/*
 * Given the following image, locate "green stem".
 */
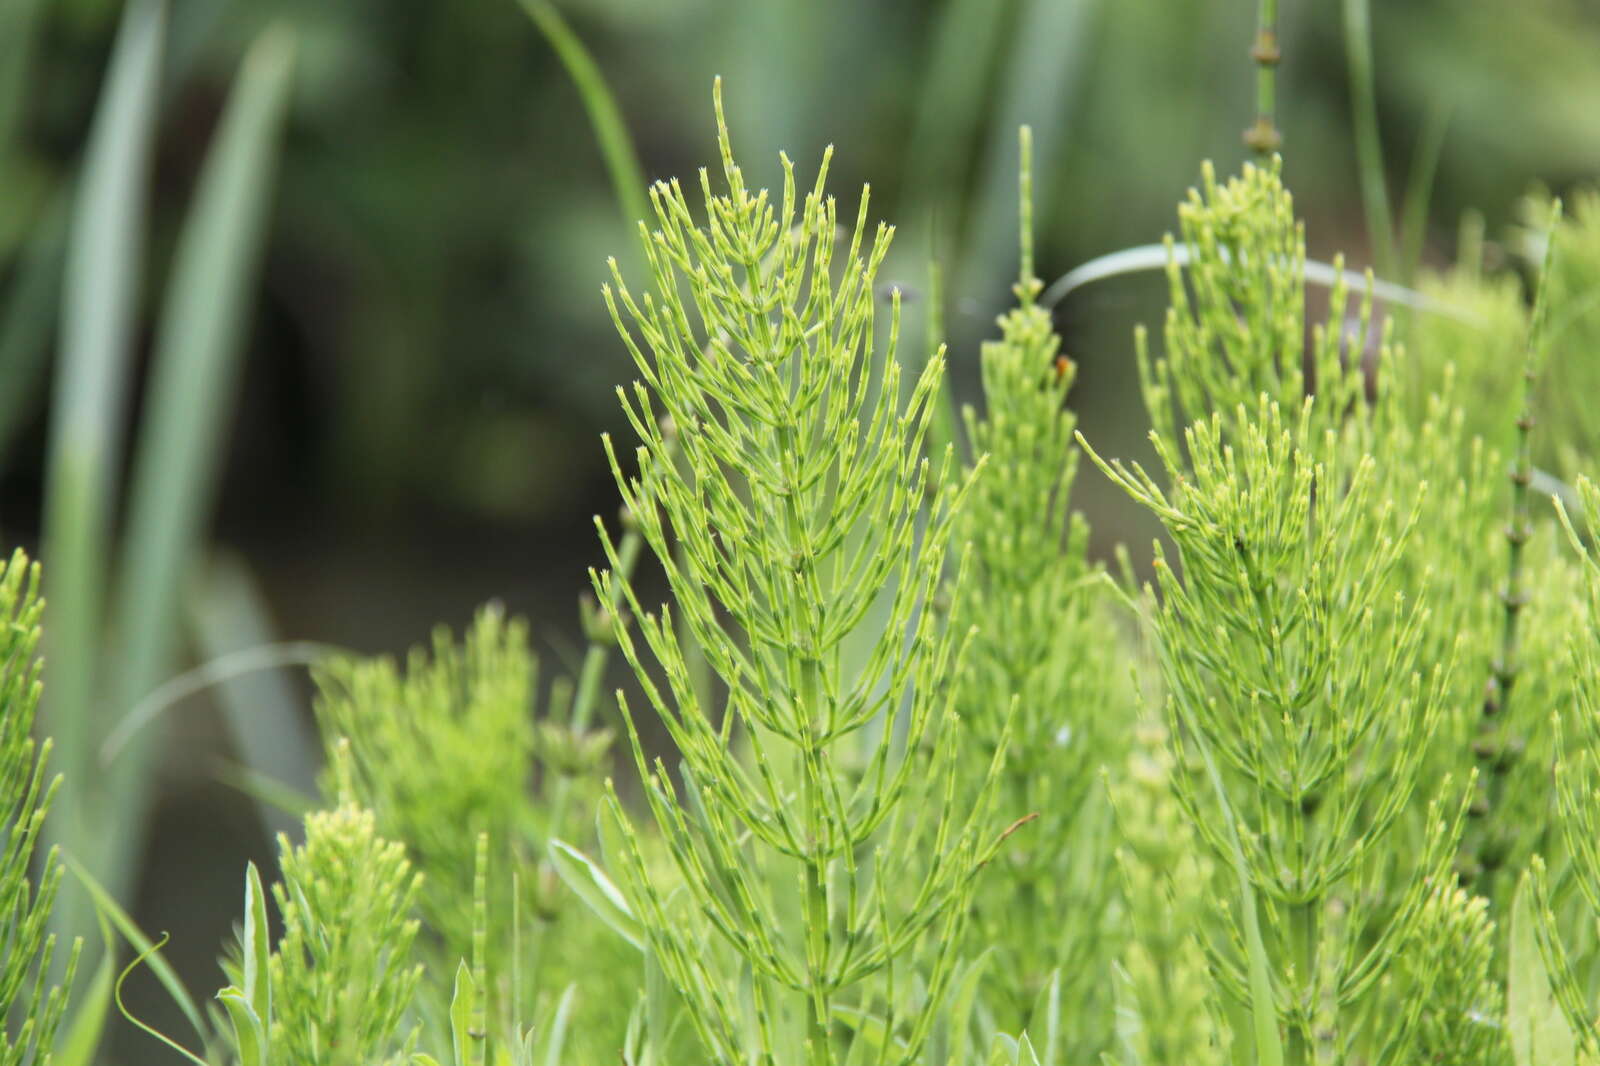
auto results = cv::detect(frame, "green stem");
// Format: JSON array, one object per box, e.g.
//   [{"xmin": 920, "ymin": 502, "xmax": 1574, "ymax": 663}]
[
  {"xmin": 1341, "ymin": 0, "xmax": 1397, "ymax": 280},
  {"xmin": 1471, "ymin": 202, "xmax": 1560, "ymax": 886},
  {"xmin": 801, "ymin": 678, "xmax": 832, "ymax": 1066},
  {"xmin": 1244, "ymin": 0, "xmax": 1283, "ymax": 156},
  {"xmin": 471, "ymin": 832, "xmax": 489, "ymax": 1066},
  {"xmin": 1286, "ymin": 899, "xmax": 1317, "ymax": 1066},
  {"xmin": 776, "ymin": 404, "xmax": 832, "ymax": 1065}
]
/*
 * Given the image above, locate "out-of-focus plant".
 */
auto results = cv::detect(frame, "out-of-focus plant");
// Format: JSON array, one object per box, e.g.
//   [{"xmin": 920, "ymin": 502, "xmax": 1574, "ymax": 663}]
[
  {"xmin": 947, "ymin": 127, "xmax": 1136, "ymax": 1062},
  {"xmin": 310, "ymin": 607, "xmax": 638, "ymax": 1056},
  {"xmin": 37, "ymin": 2, "xmax": 297, "ymax": 984}
]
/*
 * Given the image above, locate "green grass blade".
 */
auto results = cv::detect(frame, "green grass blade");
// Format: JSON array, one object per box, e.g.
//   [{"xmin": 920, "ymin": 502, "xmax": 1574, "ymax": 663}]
[
  {"xmin": 542, "ymin": 984, "xmax": 577, "ymax": 1066},
  {"xmin": 547, "ymin": 837, "xmax": 643, "ymax": 949},
  {"xmin": 94, "ymin": 24, "xmax": 297, "ymax": 891},
  {"xmin": 216, "ymin": 989, "xmax": 268, "ymax": 1066},
  {"xmin": 41, "ymin": 0, "xmax": 168, "ymax": 953},
  {"xmin": 517, "ymin": 0, "xmax": 648, "ymax": 229},
  {"xmin": 242, "ymin": 862, "xmax": 272, "ymax": 1023},
  {"xmin": 1397, "ymin": 98, "xmax": 1452, "ymax": 284},
  {"xmin": 450, "ymin": 960, "xmax": 478, "ymax": 1066},
  {"xmin": 63, "ymin": 854, "xmax": 208, "ymax": 1041},
  {"xmin": 898, "ymin": 0, "xmax": 1017, "ymax": 228},
  {"xmin": 1342, "ymin": 0, "xmax": 1397, "ymax": 280}
]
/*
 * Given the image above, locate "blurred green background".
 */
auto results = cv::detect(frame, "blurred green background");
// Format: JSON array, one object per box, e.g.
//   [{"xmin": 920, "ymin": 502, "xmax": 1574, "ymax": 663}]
[{"xmin": 3, "ymin": 0, "xmax": 1600, "ymax": 1058}]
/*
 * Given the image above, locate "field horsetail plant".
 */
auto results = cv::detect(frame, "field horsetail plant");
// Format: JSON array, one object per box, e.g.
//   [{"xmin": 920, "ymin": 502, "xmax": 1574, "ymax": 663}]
[
  {"xmin": 19, "ymin": 10, "xmax": 1600, "ymax": 1066},
  {"xmin": 591, "ymin": 81, "xmax": 1007, "ymax": 1065}
]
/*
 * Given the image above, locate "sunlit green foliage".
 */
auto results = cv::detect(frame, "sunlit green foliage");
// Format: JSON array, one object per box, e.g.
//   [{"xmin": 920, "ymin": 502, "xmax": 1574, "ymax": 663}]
[
  {"xmin": 310, "ymin": 607, "xmax": 636, "ymax": 1054},
  {"xmin": 1391, "ymin": 886, "xmax": 1507, "ymax": 1065},
  {"xmin": 592, "ymin": 82, "xmax": 1005, "ymax": 1065},
  {"xmin": 312, "ymin": 610, "xmax": 535, "ymax": 977},
  {"xmin": 262, "ymin": 796, "xmax": 423, "ymax": 1066},
  {"xmin": 17, "ymin": 45, "xmax": 1600, "ymax": 1066},
  {"xmin": 1084, "ymin": 160, "xmax": 1483, "ymax": 1063}
]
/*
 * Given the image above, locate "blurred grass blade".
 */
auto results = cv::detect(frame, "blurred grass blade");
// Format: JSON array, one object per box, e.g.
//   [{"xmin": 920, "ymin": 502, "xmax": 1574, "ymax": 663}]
[
  {"xmin": 542, "ymin": 984, "xmax": 577, "ymax": 1066},
  {"xmin": 0, "ymin": 192, "xmax": 66, "ymax": 467},
  {"xmin": 518, "ymin": 0, "xmax": 648, "ymax": 229},
  {"xmin": 95, "ymin": 25, "xmax": 297, "ymax": 893},
  {"xmin": 1342, "ymin": 0, "xmax": 1397, "ymax": 280},
  {"xmin": 41, "ymin": 0, "xmax": 167, "ymax": 952},
  {"xmin": 185, "ymin": 554, "xmax": 322, "ymax": 841},
  {"xmin": 212, "ymin": 762, "xmax": 318, "ymax": 821},
  {"xmin": 899, "ymin": 0, "xmax": 1016, "ymax": 228},
  {"xmin": 97, "ymin": 637, "xmax": 330, "ymax": 769},
  {"xmin": 1039, "ymin": 242, "xmax": 1483, "ymax": 323},
  {"xmin": 64, "ymin": 854, "xmax": 209, "ymax": 1041},
  {"xmin": 1398, "ymin": 99, "xmax": 1452, "ymax": 283},
  {"xmin": 1507, "ymin": 873, "xmax": 1577, "ymax": 1066}
]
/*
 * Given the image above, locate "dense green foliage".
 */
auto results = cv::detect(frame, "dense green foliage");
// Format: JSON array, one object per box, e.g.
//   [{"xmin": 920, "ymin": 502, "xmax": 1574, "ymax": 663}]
[
  {"xmin": 12, "ymin": 8, "xmax": 1600, "ymax": 1065},
  {"xmin": 0, "ymin": 551, "xmax": 77, "ymax": 1066}
]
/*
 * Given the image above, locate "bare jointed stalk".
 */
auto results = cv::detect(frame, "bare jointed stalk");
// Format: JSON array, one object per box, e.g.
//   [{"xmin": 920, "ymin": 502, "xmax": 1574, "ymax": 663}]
[{"xmin": 1245, "ymin": 0, "xmax": 1283, "ymax": 156}]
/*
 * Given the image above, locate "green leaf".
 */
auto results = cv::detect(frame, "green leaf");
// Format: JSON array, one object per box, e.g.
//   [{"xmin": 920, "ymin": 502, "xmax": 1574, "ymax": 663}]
[
  {"xmin": 41, "ymin": 0, "xmax": 167, "ymax": 955},
  {"xmin": 216, "ymin": 988, "xmax": 267, "ymax": 1066},
  {"xmin": 241, "ymin": 861, "xmax": 272, "ymax": 1024},
  {"xmin": 450, "ymin": 959, "xmax": 478, "ymax": 1066},
  {"xmin": 541, "ymin": 983, "xmax": 577, "ymax": 1066},
  {"xmin": 1508, "ymin": 874, "xmax": 1578, "ymax": 1066},
  {"xmin": 99, "ymin": 22, "xmax": 298, "ymax": 892},
  {"xmin": 547, "ymin": 838, "xmax": 643, "ymax": 949}
]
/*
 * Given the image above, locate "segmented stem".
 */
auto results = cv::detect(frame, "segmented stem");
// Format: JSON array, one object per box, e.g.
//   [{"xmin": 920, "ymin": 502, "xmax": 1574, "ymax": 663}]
[
  {"xmin": 1245, "ymin": 0, "xmax": 1283, "ymax": 155},
  {"xmin": 1471, "ymin": 201, "xmax": 1561, "ymax": 883}
]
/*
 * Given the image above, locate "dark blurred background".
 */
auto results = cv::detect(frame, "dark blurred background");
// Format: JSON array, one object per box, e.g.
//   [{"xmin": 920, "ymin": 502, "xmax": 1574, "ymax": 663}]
[{"xmin": 4, "ymin": 0, "xmax": 1600, "ymax": 1056}]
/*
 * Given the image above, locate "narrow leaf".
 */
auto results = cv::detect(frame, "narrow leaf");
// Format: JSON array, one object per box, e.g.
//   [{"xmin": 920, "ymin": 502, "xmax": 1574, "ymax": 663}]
[
  {"xmin": 40, "ymin": 0, "xmax": 167, "ymax": 952},
  {"xmin": 94, "ymin": 22, "xmax": 297, "ymax": 908},
  {"xmin": 1508, "ymin": 874, "xmax": 1577, "ymax": 1066},
  {"xmin": 216, "ymin": 988, "xmax": 267, "ymax": 1066},
  {"xmin": 548, "ymin": 838, "xmax": 643, "ymax": 949},
  {"xmin": 241, "ymin": 861, "xmax": 271, "ymax": 1024}
]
